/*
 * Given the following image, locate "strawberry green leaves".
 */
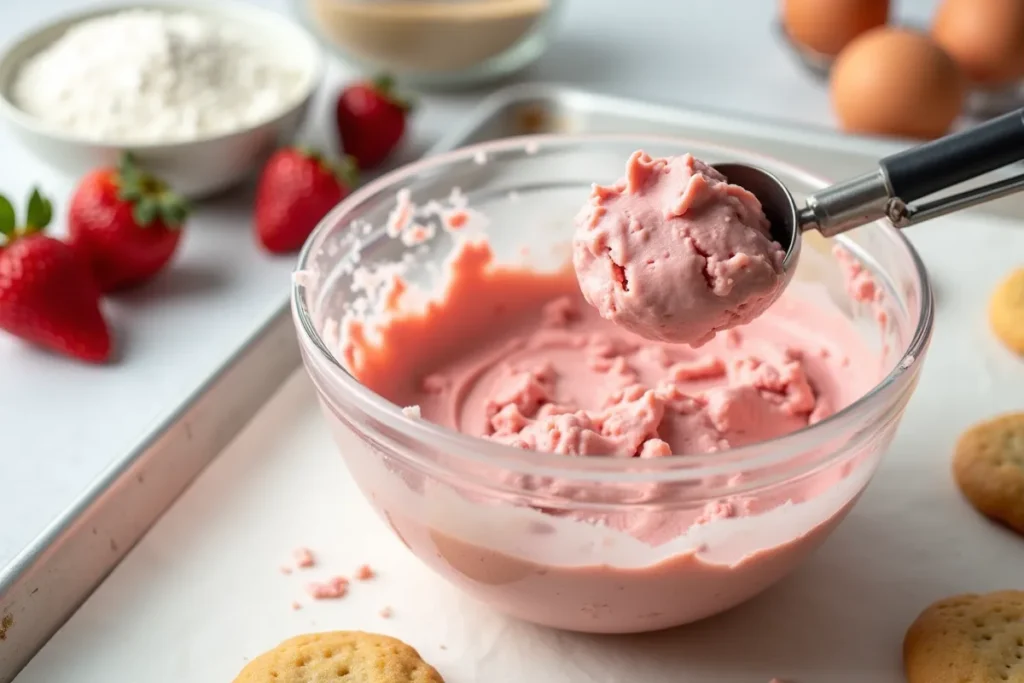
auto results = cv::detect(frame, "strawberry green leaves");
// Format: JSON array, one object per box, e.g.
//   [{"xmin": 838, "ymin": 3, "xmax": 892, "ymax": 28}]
[
  {"xmin": 26, "ymin": 189, "xmax": 53, "ymax": 233},
  {"xmin": 113, "ymin": 152, "xmax": 189, "ymax": 229},
  {"xmin": 0, "ymin": 187, "xmax": 53, "ymax": 246},
  {"xmin": 0, "ymin": 196, "xmax": 14, "ymax": 240}
]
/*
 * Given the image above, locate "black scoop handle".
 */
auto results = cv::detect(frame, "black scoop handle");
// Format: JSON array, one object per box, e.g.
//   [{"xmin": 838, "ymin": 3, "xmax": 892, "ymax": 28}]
[{"xmin": 880, "ymin": 108, "xmax": 1024, "ymax": 204}]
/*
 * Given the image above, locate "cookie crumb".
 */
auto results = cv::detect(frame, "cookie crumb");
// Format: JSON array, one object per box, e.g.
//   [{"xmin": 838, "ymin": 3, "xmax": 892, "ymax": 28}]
[
  {"xmin": 291, "ymin": 601, "xmax": 302, "ymax": 611},
  {"xmin": 306, "ymin": 576, "xmax": 349, "ymax": 600},
  {"xmin": 379, "ymin": 606, "xmax": 393, "ymax": 619},
  {"xmin": 293, "ymin": 547, "xmax": 315, "ymax": 568},
  {"xmin": 0, "ymin": 614, "xmax": 12, "ymax": 641},
  {"xmin": 355, "ymin": 564, "xmax": 376, "ymax": 581}
]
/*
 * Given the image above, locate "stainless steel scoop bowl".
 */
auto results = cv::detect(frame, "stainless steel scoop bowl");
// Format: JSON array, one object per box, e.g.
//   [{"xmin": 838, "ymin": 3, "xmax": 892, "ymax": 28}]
[{"xmin": 713, "ymin": 108, "xmax": 1024, "ymax": 273}]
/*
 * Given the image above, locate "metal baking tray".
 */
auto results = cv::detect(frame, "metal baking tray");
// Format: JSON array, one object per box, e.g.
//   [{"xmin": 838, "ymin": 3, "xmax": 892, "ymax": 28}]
[
  {"xmin": 3, "ymin": 82, "xmax": 1022, "ymax": 682},
  {"xmin": 435, "ymin": 83, "xmax": 1024, "ymax": 222}
]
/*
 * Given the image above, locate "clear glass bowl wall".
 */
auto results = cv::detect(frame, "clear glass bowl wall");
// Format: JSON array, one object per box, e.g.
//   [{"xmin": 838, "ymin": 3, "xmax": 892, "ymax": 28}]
[
  {"xmin": 292, "ymin": 136, "xmax": 933, "ymax": 632},
  {"xmin": 291, "ymin": 0, "xmax": 565, "ymax": 87}
]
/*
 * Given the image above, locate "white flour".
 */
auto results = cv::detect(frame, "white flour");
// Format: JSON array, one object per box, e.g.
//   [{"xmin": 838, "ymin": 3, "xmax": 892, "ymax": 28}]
[{"xmin": 12, "ymin": 9, "xmax": 308, "ymax": 144}]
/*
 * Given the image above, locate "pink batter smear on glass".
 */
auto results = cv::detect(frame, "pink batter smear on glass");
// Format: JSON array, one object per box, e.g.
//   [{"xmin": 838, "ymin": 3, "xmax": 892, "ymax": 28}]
[
  {"xmin": 330, "ymin": 178, "xmax": 884, "ymax": 633},
  {"xmin": 573, "ymin": 151, "xmax": 786, "ymax": 346}
]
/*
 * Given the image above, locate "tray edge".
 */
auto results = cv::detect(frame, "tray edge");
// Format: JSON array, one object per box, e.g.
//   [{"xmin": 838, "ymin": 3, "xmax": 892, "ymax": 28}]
[{"xmin": 0, "ymin": 304, "xmax": 300, "ymax": 683}]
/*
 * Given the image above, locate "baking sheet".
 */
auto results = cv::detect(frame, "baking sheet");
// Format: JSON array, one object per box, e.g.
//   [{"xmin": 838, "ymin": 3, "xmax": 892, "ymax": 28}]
[{"xmin": 12, "ymin": 189, "xmax": 1024, "ymax": 683}]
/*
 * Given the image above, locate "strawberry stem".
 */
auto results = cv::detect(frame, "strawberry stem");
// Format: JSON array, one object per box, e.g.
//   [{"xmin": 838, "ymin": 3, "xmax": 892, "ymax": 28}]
[
  {"xmin": 335, "ymin": 155, "xmax": 359, "ymax": 189},
  {"xmin": 114, "ymin": 152, "xmax": 189, "ymax": 228},
  {"xmin": 293, "ymin": 146, "xmax": 358, "ymax": 189},
  {"xmin": 370, "ymin": 72, "xmax": 415, "ymax": 113},
  {"xmin": 0, "ymin": 187, "xmax": 53, "ymax": 246},
  {"xmin": 372, "ymin": 73, "xmax": 395, "ymax": 93}
]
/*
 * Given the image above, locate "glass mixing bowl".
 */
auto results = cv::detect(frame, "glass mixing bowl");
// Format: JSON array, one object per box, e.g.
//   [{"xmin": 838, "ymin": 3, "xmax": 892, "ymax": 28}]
[{"xmin": 292, "ymin": 135, "xmax": 934, "ymax": 634}]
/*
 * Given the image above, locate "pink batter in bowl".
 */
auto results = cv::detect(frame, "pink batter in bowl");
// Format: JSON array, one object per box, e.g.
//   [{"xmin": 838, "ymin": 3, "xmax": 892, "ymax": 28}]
[{"xmin": 291, "ymin": 135, "xmax": 934, "ymax": 634}]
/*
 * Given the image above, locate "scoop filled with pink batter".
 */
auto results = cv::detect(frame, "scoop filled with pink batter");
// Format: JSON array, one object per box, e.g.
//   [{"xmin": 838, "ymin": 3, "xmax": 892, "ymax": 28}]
[{"xmin": 573, "ymin": 151, "xmax": 787, "ymax": 346}]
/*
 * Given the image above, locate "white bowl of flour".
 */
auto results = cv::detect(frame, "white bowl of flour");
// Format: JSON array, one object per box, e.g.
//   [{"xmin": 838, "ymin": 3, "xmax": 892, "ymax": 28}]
[{"xmin": 0, "ymin": 1, "xmax": 324, "ymax": 198}]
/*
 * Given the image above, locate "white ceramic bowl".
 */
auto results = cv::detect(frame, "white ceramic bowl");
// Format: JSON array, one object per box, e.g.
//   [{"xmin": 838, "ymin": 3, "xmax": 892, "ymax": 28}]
[{"xmin": 0, "ymin": 1, "xmax": 324, "ymax": 199}]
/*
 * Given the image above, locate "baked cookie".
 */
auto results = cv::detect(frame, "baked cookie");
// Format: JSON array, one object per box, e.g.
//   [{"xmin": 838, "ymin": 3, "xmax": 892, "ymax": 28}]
[
  {"xmin": 904, "ymin": 591, "xmax": 1024, "ymax": 683},
  {"xmin": 990, "ymin": 267, "xmax": 1024, "ymax": 355},
  {"xmin": 953, "ymin": 412, "xmax": 1024, "ymax": 535},
  {"xmin": 233, "ymin": 631, "xmax": 444, "ymax": 683}
]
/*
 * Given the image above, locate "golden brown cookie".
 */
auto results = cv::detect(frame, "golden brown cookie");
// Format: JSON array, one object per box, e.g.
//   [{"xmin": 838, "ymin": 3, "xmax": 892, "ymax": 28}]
[
  {"xmin": 233, "ymin": 631, "xmax": 444, "ymax": 683},
  {"xmin": 953, "ymin": 412, "xmax": 1024, "ymax": 535},
  {"xmin": 990, "ymin": 267, "xmax": 1024, "ymax": 356},
  {"xmin": 904, "ymin": 591, "xmax": 1024, "ymax": 683}
]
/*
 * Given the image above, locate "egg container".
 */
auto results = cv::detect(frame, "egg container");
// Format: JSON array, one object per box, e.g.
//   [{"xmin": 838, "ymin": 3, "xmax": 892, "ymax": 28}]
[{"xmin": 775, "ymin": 19, "xmax": 1024, "ymax": 120}]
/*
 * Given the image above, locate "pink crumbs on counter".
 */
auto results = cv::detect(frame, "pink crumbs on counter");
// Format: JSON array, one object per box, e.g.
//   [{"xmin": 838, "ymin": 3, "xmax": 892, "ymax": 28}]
[
  {"xmin": 279, "ymin": 566, "xmax": 292, "ymax": 575},
  {"xmin": 355, "ymin": 564, "xmax": 376, "ymax": 580},
  {"xmin": 446, "ymin": 211, "xmax": 469, "ymax": 229},
  {"xmin": 293, "ymin": 547, "xmax": 315, "ymax": 568},
  {"xmin": 379, "ymin": 606, "xmax": 393, "ymax": 618},
  {"xmin": 291, "ymin": 601, "xmax": 302, "ymax": 611},
  {"xmin": 306, "ymin": 576, "xmax": 349, "ymax": 600}
]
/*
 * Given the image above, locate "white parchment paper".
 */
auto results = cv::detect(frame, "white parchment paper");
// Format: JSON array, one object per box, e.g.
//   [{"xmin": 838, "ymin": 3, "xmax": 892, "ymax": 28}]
[{"xmin": 15, "ymin": 211, "xmax": 1024, "ymax": 683}]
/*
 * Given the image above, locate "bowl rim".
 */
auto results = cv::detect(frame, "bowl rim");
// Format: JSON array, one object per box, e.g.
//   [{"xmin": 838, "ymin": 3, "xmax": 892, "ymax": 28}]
[
  {"xmin": 292, "ymin": 132, "xmax": 935, "ymax": 483},
  {"xmin": 0, "ymin": 0, "xmax": 325, "ymax": 149}
]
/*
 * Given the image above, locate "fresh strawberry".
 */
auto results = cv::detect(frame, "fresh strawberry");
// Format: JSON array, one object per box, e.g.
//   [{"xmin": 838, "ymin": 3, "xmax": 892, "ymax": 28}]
[
  {"xmin": 68, "ymin": 153, "xmax": 188, "ymax": 292},
  {"xmin": 254, "ymin": 147, "xmax": 357, "ymax": 254},
  {"xmin": 0, "ymin": 188, "xmax": 111, "ymax": 363},
  {"xmin": 335, "ymin": 74, "xmax": 413, "ymax": 170}
]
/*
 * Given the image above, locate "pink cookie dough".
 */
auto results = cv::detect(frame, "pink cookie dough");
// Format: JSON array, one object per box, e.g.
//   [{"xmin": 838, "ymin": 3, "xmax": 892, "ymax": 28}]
[
  {"xmin": 330, "ymin": 187, "xmax": 883, "ymax": 633},
  {"xmin": 573, "ymin": 151, "xmax": 787, "ymax": 346}
]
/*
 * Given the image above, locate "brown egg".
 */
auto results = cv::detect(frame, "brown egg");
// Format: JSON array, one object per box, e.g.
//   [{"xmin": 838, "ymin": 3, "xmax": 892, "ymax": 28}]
[
  {"xmin": 830, "ymin": 28, "xmax": 965, "ymax": 139},
  {"xmin": 932, "ymin": 0, "xmax": 1024, "ymax": 86},
  {"xmin": 782, "ymin": 0, "xmax": 889, "ymax": 57}
]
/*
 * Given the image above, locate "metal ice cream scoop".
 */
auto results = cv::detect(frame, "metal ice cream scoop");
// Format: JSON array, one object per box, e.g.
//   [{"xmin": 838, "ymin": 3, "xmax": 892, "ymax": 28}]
[{"xmin": 713, "ymin": 108, "xmax": 1024, "ymax": 272}]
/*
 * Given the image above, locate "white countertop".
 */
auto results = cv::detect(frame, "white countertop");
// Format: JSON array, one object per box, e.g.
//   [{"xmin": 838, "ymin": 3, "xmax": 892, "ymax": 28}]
[{"xmin": 0, "ymin": 0, "xmax": 941, "ymax": 568}]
